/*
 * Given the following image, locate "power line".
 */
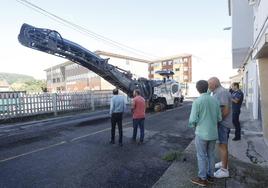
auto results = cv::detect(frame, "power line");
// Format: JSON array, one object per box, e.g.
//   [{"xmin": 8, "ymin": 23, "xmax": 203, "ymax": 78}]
[{"xmin": 16, "ymin": 0, "xmax": 159, "ymax": 60}]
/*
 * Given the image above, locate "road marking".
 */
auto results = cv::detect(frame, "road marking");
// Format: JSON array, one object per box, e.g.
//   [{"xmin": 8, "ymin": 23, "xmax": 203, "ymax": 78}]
[
  {"xmin": 70, "ymin": 128, "xmax": 111, "ymax": 142},
  {"xmin": 71, "ymin": 105, "xmax": 189, "ymax": 142},
  {"xmin": 70, "ymin": 121, "xmax": 132, "ymax": 142},
  {"xmin": 0, "ymin": 141, "xmax": 66, "ymax": 163},
  {"xmin": 0, "ymin": 104, "xmax": 189, "ymax": 163}
]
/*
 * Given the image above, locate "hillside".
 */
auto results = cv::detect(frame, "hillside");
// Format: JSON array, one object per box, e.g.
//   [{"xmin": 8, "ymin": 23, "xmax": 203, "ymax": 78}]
[{"xmin": 0, "ymin": 72, "xmax": 35, "ymax": 84}]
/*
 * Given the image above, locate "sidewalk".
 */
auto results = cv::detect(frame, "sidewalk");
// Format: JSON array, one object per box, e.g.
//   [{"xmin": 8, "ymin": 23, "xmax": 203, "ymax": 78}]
[{"xmin": 153, "ymin": 105, "xmax": 268, "ymax": 188}]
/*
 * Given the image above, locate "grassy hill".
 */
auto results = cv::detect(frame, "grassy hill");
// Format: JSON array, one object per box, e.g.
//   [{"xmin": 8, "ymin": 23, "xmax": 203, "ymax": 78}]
[{"xmin": 0, "ymin": 72, "xmax": 35, "ymax": 84}]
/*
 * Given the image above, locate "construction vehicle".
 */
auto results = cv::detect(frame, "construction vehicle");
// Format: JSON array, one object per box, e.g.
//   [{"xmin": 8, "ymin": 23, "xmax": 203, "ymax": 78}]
[{"xmin": 18, "ymin": 23, "xmax": 183, "ymax": 111}]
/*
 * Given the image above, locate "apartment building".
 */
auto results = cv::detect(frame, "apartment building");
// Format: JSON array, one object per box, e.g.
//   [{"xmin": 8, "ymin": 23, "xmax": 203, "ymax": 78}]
[
  {"xmin": 148, "ymin": 54, "xmax": 192, "ymax": 82},
  {"xmin": 148, "ymin": 54, "xmax": 192, "ymax": 94},
  {"xmin": 45, "ymin": 51, "xmax": 150, "ymax": 92},
  {"xmin": 229, "ymin": 0, "xmax": 268, "ymax": 145}
]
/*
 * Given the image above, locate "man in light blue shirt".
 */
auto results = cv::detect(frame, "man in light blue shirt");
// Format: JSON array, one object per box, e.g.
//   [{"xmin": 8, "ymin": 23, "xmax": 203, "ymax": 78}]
[
  {"xmin": 110, "ymin": 88, "xmax": 125, "ymax": 146},
  {"xmin": 189, "ymin": 80, "xmax": 222, "ymax": 187}
]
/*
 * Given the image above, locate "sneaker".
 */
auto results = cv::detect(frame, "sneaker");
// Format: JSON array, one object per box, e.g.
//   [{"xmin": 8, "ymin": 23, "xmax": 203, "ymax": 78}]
[
  {"xmin": 214, "ymin": 168, "xmax": 229, "ymax": 178},
  {"xmin": 207, "ymin": 176, "xmax": 214, "ymax": 183},
  {"xmin": 190, "ymin": 177, "xmax": 208, "ymax": 187},
  {"xmin": 215, "ymin": 162, "xmax": 222, "ymax": 169}
]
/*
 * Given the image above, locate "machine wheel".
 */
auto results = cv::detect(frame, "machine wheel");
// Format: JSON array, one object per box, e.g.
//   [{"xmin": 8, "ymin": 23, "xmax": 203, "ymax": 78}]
[
  {"xmin": 154, "ymin": 102, "xmax": 166, "ymax": 112},
  {"xmin": 180, "ymin": 96, "xmax": 184, "ymax": 103},
  {"xmin": 173, "ymin": 98, "xmax": 180, "ymax": 108}
]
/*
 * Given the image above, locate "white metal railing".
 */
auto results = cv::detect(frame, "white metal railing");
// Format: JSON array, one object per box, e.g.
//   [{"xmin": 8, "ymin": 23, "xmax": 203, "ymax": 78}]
[{"xmin": 0, "ymin": 90, "xmax": 122, "ymax": 120}]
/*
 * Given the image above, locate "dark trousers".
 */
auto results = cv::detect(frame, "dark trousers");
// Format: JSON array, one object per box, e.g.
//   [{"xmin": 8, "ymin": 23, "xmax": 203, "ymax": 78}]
[
  {"xmin": 232, "ymin": 111, "xmax": 241, "ymax": 139},
  {"xmin": 132, "ymin": 118, "xmax": 145, "ymax": 142},
  {"xmin": 111, "ymin": 113, "xmax": 123, "ymax": 143}
]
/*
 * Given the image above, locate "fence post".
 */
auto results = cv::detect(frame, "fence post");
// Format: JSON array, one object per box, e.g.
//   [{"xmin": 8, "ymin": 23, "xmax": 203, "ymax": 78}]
[
  {"xmin": 91, "ymin": 91, "xmax": 95, "ymax": 111},
  {"xmin": 52, "ymin": 93, "xmax": 58, "ymax": 116}
]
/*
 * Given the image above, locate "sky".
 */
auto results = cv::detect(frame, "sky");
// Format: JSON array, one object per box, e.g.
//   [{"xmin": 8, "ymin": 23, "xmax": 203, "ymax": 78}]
[{"xmin": 0, "ymin": 0, "xmax": 236, "ymax": 81}]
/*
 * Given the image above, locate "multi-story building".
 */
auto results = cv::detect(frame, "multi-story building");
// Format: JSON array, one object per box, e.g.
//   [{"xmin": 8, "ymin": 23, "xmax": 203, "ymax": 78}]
[
  {"xmin": 148, "ymin": 54, "xmax": 192, "ymax": 93},
  {"xmin": 45, "ymin": 51, "xmax": 150, "ymax": 92},
  {"xmin": 0, "ymin": 80, "xmax": 10, "ymax": 91},
  {"xmin": 149, "ymin": 54, "xmax": 192, "ymax": 82},
  {"xmin": 45, "ymin": 62, "xmax": 67, "ymax": 92},
  {"xmin": 228, "ymin": 0, "xmax": 268, "ymax": 145}
]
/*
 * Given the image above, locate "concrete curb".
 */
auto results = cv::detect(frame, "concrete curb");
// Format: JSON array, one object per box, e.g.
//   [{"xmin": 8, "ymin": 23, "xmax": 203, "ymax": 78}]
[{"xmin": 151, "ymin": 140, "xmax": 219, "ymax": 187}]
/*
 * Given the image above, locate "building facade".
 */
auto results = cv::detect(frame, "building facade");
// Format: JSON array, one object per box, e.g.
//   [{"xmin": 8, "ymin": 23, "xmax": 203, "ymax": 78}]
[
  {"xmin": 0, "ymin": 80, "xmax": 10, "ymax": 91},
  {"xmin": 45, "ymin": 51, "xmax": 150, "ymax": 92},
  {"xmin": 148, "ymin": 54, "xmax": 192, "ymax": 94},
  {"xmin": 229, "ymin": 0, "xmax": 268, "ymax": 145},
  {"xmin": 148, "ymin": 54, "xmax": 192, "ymax": 82}
]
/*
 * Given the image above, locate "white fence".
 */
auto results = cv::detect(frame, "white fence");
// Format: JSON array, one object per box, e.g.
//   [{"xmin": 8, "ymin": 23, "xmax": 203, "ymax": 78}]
[{"xmin": 0, "ymin": 90, "xmax": 119, "ymax": 120}]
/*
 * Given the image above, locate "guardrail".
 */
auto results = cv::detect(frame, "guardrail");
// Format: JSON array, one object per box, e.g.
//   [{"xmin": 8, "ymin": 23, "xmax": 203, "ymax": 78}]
[{"xmin": 0, "ymin": 90, "xmax": 128, "ymax": 120}]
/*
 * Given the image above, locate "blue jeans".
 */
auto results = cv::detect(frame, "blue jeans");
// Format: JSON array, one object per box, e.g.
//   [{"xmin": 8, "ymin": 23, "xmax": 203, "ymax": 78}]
[
  {"xmin": 218, "ymin": 125, "xmax": 230, "ymax": 144},
  {"xmin": 232, "ymin": 111, "xmax": 241, "ymax": 139},
  {"xmin": 195, "ymin": 136, "xmax": 216, "ymax": 180},
  {"xmin": 132, "ymin": 118, "xmax": 145, "ymax": 142}
]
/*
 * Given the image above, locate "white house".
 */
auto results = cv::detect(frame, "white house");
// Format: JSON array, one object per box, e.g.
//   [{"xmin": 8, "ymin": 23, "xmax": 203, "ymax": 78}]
[{"xmin": 229, "ymin": 0, "xmax": 268, "ymax": 145}]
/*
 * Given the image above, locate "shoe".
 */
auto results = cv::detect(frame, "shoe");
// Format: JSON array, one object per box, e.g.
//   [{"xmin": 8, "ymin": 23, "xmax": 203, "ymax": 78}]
[
  {"xmin": 109, "ymin": 140, "xmax": 115, "ymax": 144},
  {"xmin": 214, "ymin": 168, "xmax": 229, "ymax": 178},
  {"xmin": 207, "ymin": 176, "xmax": 214, "ymax": 183},
  {"xmin": 190, "ymin": 177, "xmax": 208, "ymax": 187},
  {"xmin": 215, "ymin": 162, "xmax": 222, "ymax": 169},
  {"xmin": 232, "ymin": 137, "xmax": 241, "ymax": 141},
  {"xmin": 215, "ymin": 162, "xmax": 229, "ymax": 169}
]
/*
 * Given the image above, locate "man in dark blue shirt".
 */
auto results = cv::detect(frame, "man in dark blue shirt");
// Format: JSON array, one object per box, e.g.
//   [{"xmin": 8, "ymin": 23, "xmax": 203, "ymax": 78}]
[{"xmin": 231, "ymin": 83, "xmax": 244, "ymax": 141}]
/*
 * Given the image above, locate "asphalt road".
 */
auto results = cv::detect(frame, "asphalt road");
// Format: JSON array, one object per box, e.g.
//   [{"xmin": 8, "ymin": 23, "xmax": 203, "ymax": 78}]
[{"xmin": 0, "ymin": 101, "xmax": 194, "ymax": 188}]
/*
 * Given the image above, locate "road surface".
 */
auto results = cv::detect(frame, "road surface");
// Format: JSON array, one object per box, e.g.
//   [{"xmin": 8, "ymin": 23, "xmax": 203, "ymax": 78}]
[{"xmin": 0, "ymin": 101, "xmax": 194, "ymax": 188}]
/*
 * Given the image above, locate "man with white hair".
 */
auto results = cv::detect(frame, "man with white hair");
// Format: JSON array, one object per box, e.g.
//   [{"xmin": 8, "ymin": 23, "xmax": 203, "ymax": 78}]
[{"xmin": 208, "ymin": 77, "xmax": 232, "ymax": 178}]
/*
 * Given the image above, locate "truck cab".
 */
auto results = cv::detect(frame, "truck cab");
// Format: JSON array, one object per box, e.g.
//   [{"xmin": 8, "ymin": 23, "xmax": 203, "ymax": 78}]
[{"xmin": 152, "ymin": 70, "xmax": 184, "ymax": 111}]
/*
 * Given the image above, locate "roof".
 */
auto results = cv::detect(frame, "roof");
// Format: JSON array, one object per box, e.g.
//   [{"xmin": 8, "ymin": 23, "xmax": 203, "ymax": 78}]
[
  {"xmin": 44, "ymin": 50, "xmax": 152, "ymax": 71},
  {"xmin": 0, "ymin": 80, "xmax": 10, "ymax": 87},
  {"xmin": 151, "ymin": 53, "xmax": 192, "ymax": 63},
  {"xmin": 44, "ymin": 61, "xmax": 72, "ymax": 71},
  {"xmin": 94, "ymin": 50, "xmax": 151, "ymax": 64}
]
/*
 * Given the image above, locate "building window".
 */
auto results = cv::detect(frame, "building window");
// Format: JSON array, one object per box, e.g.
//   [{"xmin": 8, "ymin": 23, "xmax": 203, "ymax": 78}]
[
  {"xmin": 168, "ymin": 60, "xmax": 173, "ymax": 65},
  {"xmin": 183, "ymin": 58, "xmax": 188, "ymax": 63},
  {"xmin": 151, "ymin": 62, "xmax": 160, "ymax": 67},
  {"xmin": 174, "ymin": 58, "xmax": 183, "ymax": 64},
  {"xmin": 154, "ymin": 62, "xmax": 160, "ymax": 67},
  {"xmin": 175, "ymin": 68, "xmax": 180, "ymax": 71},
  {"xmin": 162, "ymin": 61, "xmax": 167, "ymax": 66}
]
